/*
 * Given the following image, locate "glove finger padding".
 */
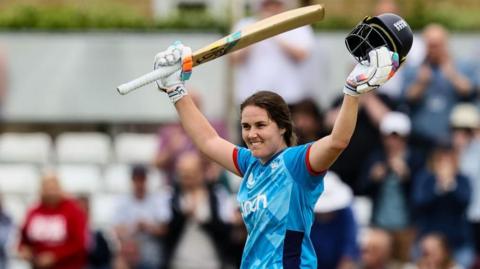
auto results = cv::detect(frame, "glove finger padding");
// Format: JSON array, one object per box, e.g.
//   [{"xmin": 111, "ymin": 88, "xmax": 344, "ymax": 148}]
[
  {"xmin": 343, "ymin": 46, "xmax": 399, "ymax": 96},
  {"xmin": 154, "ymin": 41, "xmax": 192, "ymax": 93}
]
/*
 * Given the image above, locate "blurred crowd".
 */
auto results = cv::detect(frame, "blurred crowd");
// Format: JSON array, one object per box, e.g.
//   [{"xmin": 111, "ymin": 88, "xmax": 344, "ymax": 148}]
[{"xmin": 0, "ymin": 0, "xmax": 480, "ymax": 268}]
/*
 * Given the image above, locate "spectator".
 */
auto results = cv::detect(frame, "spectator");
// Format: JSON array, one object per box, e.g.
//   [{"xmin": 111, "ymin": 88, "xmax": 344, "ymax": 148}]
[
  {"xmin": 76, "ymin": 195, "xmax": 113, "ymax": 269},
  {"xmin": 411, "ymin": 142, "xmax": 474, "ymax": 269},
  {"xmin": 0, "ymin": 194, "xmax": 13, "ymax": 269},
  {"xmin": 449, "ymin": 103, "xmax": 480, "ymax": 262},
  {"xmin": 154, "ymin": 89, "xmax": 228, "ymax": 186},
  {"xmin": 401, "ymin": 24, "xmax": 477, "ymax": 151},
  {"xmin": 310, "ymin": 171, "xmax": 360, "ymax": 269},
  {"xmin": 290, "ymin": 98, "xmax": 326, "ymax": 145},
  {"xmin": 231, "ymin": 0, "xmax": 316, "ymax": 106},
  {"xmin": 407, "ymin": 233, "xmax": 462, "ymax": 269},
  {"xmin": 165, "ymin": 151, "xmax": 235, "ymax": 269},
  {"xmin": 360, "ymin": 112, "xmax": 423, "ymax": 262},
  {"xmin": 359, "ymin": 228, "xmax": 409, "ymax": 269},
  {"xmin": 17, "ymin": 171, "xmax": 88, "ymax": 269},
  {"xmin": 112, "ymin": 165, "xmax": 170, "ymax": 269}
]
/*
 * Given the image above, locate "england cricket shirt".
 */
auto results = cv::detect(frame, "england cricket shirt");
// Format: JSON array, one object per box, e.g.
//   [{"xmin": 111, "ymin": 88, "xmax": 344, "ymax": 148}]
[{"xmin": 233, "ymin": 143, "xmax": 325, "ymax": 269}]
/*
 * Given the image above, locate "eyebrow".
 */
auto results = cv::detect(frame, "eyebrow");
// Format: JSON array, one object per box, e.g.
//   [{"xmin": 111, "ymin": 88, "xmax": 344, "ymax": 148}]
[{"xmin": 241, "ymin": 120, "xmax": 269, "ymax": 125}]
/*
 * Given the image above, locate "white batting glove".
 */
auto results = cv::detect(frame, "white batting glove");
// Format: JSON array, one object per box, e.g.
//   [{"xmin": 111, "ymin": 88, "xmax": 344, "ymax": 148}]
[
  {"xmin": 343, "ymin": 46, "xmax": 400, "ymax": 97},
  {"xmin": 154, "ymin": 41, "xmax": 193, "ymax": 104}
]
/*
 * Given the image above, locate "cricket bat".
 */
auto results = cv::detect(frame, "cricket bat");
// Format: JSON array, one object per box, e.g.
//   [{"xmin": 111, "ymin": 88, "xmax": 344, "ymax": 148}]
[{"xmin": 117, "ymin": 4, "xmax": 325, "ymax": 95}]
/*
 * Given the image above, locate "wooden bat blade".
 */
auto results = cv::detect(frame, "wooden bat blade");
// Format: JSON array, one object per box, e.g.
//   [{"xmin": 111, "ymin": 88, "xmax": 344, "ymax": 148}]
[
  {"xmin": 192, "ymin": 4, "xmax": 324, "ymax": 66},
  {"xmin": 116, "ymin": 4, "xmax": 325, "ymax": 95}
]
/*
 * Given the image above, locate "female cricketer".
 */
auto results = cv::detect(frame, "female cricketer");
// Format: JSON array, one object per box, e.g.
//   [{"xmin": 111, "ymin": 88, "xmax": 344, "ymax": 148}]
[{"xmin": 152, "ymin": 13, "xmax": 411, "ymax": 268}]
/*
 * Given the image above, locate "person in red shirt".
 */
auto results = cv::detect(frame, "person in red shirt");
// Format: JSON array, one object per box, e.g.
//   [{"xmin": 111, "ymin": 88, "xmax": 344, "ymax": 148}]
[{"xmin": 18, "ymin": 171, "xmax": 88, "ymax": 269}]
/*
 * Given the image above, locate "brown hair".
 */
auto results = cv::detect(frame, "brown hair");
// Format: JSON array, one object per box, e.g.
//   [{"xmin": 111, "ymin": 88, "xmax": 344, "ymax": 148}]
[{"xmin": 240, "ymin": 91, "xmax": 297, "ymax": 146}]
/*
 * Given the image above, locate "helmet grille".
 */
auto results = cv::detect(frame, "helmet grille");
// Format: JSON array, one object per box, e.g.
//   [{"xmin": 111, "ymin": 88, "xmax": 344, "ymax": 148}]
[{"xmin": 345, "ymin": 23, "xmax": 390, "ymax": 63}]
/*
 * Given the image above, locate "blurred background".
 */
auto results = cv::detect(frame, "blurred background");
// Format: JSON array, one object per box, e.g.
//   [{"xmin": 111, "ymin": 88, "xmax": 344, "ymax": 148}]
[{"xmin": 0, "ymin": 0, "xmax": 480, "ymax": 268}]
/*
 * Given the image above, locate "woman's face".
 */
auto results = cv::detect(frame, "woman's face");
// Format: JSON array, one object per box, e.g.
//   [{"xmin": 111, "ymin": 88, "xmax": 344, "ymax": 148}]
[
  {"xmin": 420, "ymin": 236, "xmax": 447, "ymax": 267},
  {"xmin": 241, "ymin": 105, "xmax": 287, "ymax": 163}
]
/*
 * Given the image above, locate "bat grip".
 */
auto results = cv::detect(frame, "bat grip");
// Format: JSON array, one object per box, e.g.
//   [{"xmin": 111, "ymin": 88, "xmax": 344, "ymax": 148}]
[{"xmin": 117, "ymin": 65, "xmax": 180, "ymax": 95}]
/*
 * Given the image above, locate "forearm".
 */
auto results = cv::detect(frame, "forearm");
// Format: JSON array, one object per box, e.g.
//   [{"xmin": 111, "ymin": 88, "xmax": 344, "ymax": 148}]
[
  {"xmin": 174, "ymin": 95, "xmax": 220, "ymax": 155},
  {"xmin": 309, "ymin": 95, "xmax": 359, "ymax": 171},
  {"xmin": 276, "ymin": 39, "xmax": 308, "ymax": 62},
  {"xmin": 361, "ymin": 94, "xmax": 389, "ymax": 127},
  {"xmin": 445, "ymin": 71, "xmax": 472, "ymax": 96},
  {"xmin": 405, "ymin": 82, "xmax": 427, "ymax": 101},
  {"xmin": 330, "ymin": 95, "xmax": 359, "ymax": 149}
]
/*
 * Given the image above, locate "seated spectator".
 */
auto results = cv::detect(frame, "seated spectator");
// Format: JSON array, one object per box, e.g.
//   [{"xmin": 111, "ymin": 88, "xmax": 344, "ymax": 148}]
[
  {"xmin": 401, "ymin": 24, "xmax": 477, "ymax": 152},
  {"xmin": 360, "ymin": 112, "xmax": 423, "ymax": 262},
  {"xmin": 290, "ymin": 98, "xmax": 326, "ymax": 145},
  {"xmin": 165, "ymin": 151, "xmax": 235, "ymax": 269},
  {"xmin": 412, "ymin": 142, "xmax": 474, "ymax": 268},
  {"xmin": 359, "ymin": 228, "xmax": 409, "ymax": 269},
  {"xmin": 112, "ymin": 165, "xmax": 171, "ymax": 269},
  {"xmin": 409, "ymin": 233, "xmax": 462, "ymax": 269},
  {"xmin": 310, "ymin": 171, "xmax": 360, "ymax": 269},
  {"xmin": 76, "ymin": 194, "xmax": 113, "ymax": 269},
  {"xmin": 17, "ymin": 171, "xmax": 88, "ymax": 269}
]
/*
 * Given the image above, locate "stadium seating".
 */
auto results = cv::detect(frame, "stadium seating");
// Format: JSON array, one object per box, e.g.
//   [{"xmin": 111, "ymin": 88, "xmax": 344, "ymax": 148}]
[
  {"xmin": 55, "ymin": 132, "xmax": 111, "ymax": 165},
  {"xmin": 0, "ymin": 132, "xmax": 52, "ymax": 164},
  {"xmin": 0, "ymin": 164, "xmax": 40, "ymax": 195},
  {"xmin": 56, "ymin": 164, "xmax": 103, "ymax": 195},
  {"xmin": 113, "ymin": 133, "xmax": 158, "ymax": 164}
]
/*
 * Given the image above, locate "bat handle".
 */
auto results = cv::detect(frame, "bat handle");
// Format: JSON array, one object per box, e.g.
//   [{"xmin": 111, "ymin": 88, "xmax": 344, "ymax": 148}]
[{"xmin": 117, "ymin": 65, "xmax": 180, "ymax": 95}]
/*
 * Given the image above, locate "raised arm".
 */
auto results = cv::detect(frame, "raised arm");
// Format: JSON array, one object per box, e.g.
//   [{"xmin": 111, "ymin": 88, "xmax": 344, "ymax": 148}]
[
  {"xmin": 174, "ymin": 96, "xmax": 239, "ymax": 175},
  {"xmin": 309, "ymin": 47, "xmax": 399, "ymax": 172},
  {"xmin": 154, "ymin": 42, "xmax": 240, "ymax": 176}
]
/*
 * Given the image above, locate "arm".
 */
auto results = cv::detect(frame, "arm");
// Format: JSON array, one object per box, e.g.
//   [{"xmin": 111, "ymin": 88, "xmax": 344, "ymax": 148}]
[
  {"xmin": 174, "ymin": 96, "xmax": 239, "ymax": 175},
  {"xmin": 275, "ymin": 26, "xmax": 314, "ymax": 62},
  {"xmin": 309, "ymin": 95, "xmax": 359, "ymax": 172},
  {"xmin": 275, "ymin": 38, "xmax": 309, "ymax": 62},
  {"xmin": 309, "ymin": 47, "xmax": 398, "ymax": 172},
  {"xmin": 154, "ymin": 42, "xmax": 241, "ymax": 176},
  {"xmin": 404, "ymin": 64, "xmax": 431, "ymax": 102},
  {"xmin": 442, "ymin": 61, "xmax": 473, "ymax": 97}
]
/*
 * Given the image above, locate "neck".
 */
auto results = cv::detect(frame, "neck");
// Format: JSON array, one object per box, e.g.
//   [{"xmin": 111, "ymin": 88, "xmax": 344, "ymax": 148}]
[{"xmin": 260, "ymin": 144, "xmax": 287, "ymax": 164}]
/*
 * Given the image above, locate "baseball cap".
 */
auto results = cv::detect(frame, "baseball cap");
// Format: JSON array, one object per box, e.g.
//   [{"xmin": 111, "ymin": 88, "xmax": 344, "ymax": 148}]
[
  {"xmin": 450, "ymin": 103, "xmax": 480, "ymax": 129},
  {"xmin": 314, "ymin": 172, "xmax": 353, "ymax": 213},
  {"xmin": 380, "ymin": 112, "xmax": 411, "ymax": 136}
]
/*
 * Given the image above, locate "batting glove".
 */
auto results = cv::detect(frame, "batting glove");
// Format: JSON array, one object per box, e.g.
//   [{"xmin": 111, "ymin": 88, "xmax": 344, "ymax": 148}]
[
  {"xmin": 343, "ymin": 46, "xmax": 399, "ymax": 97},
  {"xmin": 154, "ymin": 41, "xmax": 193, "ymax": 104}
]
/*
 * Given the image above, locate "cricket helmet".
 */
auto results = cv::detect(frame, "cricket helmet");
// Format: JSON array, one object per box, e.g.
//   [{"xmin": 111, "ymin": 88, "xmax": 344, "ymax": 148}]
[{"xmin": 345, "ymin": 13, "xmax": 413, "ymax": 64}]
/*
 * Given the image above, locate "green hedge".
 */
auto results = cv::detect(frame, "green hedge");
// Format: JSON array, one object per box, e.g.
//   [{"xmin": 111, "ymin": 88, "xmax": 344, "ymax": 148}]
[
  {"xmin": 0, "ymin": 4, "xmax": 227, "ymax": 31},
  {"xmin": 0, "ymin": 2, "xmax": 480, "ymax": 31}
]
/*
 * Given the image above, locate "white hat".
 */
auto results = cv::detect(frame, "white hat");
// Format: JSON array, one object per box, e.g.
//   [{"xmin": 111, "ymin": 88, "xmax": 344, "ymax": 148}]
[
  {"xmin": 314, "ymin": 171, "xmax": 353, "ymax": 213},
  {"xmin": 380, "ymin": 112, "xmax": 411, "ymax": 136},
  {"xmin": 450, "ymin": 103, "xmax": 480, "ymax": 129}
]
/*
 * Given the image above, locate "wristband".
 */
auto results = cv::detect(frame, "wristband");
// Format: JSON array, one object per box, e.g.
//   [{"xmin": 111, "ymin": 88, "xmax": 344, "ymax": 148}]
[{"xmin": 168, "ymin": 85, "xmax": 188, "ymax": 104}]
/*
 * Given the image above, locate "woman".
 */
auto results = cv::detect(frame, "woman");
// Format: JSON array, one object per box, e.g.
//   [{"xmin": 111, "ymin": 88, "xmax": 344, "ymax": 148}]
[
  {"xmin": 153, "ymin": 42, "xmax": 398, "ymax": 268},
  {"xmin": 411, "ymin": 233, "xmax": 462, "ymax": 269}
]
